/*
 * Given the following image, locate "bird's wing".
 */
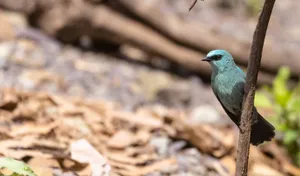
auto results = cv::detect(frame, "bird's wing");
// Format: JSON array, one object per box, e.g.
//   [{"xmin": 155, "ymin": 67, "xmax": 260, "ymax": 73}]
[
  {"xmin": 215, "ymin": 93, "xmax": 241, "ymax": 126},
  {"xmin": 213, "ymin": 80, "xmax": 259, "ymax": 128},
  {"xmin": 212, "ymin": 86, "xmax": 241, "ymax": 126}
]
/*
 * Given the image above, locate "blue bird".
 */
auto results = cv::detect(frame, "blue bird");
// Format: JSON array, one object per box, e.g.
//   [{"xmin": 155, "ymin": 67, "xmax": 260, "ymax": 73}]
[{"xmin": 203, "ymin": 49, "xmax": 275, "ymax": 145}]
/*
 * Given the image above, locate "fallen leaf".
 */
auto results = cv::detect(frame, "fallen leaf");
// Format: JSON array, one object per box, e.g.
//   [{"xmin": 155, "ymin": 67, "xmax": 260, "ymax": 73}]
[
  {"xmin": 71, "ymin": 139, "xmax": 111, "ymax": 176},
  {"xmin": 10, "ymin": 121, "xmax": 59, "ymax": 137},
  {"xmin": 135, "ymin": 130, "xmax": 151, "ymax": 145},
  {"xmin": 107, "ymin": 130, "xmax": 136, "ymax": 149},
  {"xmin": 251, "ymin": 162, "xmax": 283, "ymax": 176},
  {"xmin": 0, "ymin": 90, "xmax": 18, "ymax": 111},
  {"xmin": 110, "ymin": 111, "xmax": 163, "ymax": 129},
  {"xmin": 105, "ymin": 149, "xmax": 157, "ymax": 165},
  {"xmin": 220, "ymin": 156, "xmax": 235, "ymax": 176},
  {"xmin": 28, "ymin": 157, "xmax": 58, "ymax": 176},
  {"xmin": 0, "ymin": 137, "xmax": 53, "ymax": 159},
  {"xmin": 28, "ymin": 156, "xmax": 60, "ymax": 168},
  {"xmin": 29, "ymin": 165, "xmax": 54, "ymax": 176},
  {"xmin": 110, "ymin": 158, "xmax": 176, "ymax": 176}
]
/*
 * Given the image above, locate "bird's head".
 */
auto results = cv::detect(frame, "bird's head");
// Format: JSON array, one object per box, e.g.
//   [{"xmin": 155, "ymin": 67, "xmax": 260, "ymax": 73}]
[{"xmin": 202, "ymin": 49, "xmax": 236, "ymax": 73}]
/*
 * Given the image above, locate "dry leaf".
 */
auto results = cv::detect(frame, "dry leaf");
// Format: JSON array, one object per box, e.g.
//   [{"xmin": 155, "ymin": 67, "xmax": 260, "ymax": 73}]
[
  {"xmin": 110, "ymin": 111, "xmax": 163, "ymax": 129},
  {"xmin": 220, "ymin": 156, "xmax": 235, "ymax": 176},
  {"xmin": 110, "ymin": 158, "xmax": 176, "ymax": 176},
  {"xmin": 251, "ymin": 163, "xmax": 283, "ymax": 176},
  {"xmin": 28, "ymin": 156, "xmax": 60, "ymax": 168},
  {"xmin": 0, "ymin": 90, "xmax": 18, "ymax": 111},
  {"xmin": 28, "ymin": 157, "xmax": 60, "ymax": 176},
  {"xmin": 71, "ymin": 139, "xmax": 111, "ymax": 176},
  {"xmin": 29, "ymin": 166, "xmax": 54, "ymax": 176},
  {"xmin": 107, "ymin": 130, "xmax": 136, "ymax": 149},
  {"xmin": 106, "ymin": 150, "xmax": 157, "ymax": 165},
  {"xmin": 10, "ymin": 121, "xmax": 58, "ymax": 137}
]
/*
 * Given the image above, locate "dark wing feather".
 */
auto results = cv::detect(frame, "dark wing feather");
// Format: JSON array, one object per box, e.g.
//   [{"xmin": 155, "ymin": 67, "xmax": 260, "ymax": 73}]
[
  {"xmin": 214, "ymin": 94, "xmax": 240, "ymax": 126},
  {"xmin": 211, "ymin": 79, "xmax": 245, "ymax": 127},
  {"xmin": 213, "ymin": 87, "xmax": 275, "ymax": 145}
]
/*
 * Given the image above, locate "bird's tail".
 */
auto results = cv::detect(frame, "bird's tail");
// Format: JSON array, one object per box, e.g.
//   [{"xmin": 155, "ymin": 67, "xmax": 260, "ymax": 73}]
[{"xmin": 250, "ymin": 111, "xmax": 275, "ymax": 146}]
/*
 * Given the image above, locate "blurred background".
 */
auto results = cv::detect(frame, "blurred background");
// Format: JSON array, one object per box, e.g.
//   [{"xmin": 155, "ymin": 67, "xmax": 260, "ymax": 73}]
[{"xmin": 0, "ymin": 0, "xmax": 299, "ymax": 176}]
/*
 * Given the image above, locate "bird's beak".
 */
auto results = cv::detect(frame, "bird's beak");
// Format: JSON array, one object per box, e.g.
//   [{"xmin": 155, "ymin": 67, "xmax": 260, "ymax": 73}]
[{"xmin": 202, "ymin": 57, "xmax": 211, "ymax": 62}]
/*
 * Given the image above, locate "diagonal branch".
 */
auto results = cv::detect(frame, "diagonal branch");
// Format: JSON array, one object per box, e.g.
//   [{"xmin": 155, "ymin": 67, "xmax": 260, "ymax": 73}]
[
  {"xmin": 235, "ymin": 0, "xmax": 276, "ymax": 176},
  {"xmin": 189, "ymin": 0, "xmax": 203, "ymax": 11},
  {"xmin": 189, "ymin": 0, "xmax": 198, "ymax": 11}
]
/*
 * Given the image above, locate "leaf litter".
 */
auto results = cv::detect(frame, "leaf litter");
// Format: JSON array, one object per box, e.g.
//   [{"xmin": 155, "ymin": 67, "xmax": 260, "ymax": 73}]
[{"xmin": 0, "ymin": 88, "xmax": 299, "ymax": 176}]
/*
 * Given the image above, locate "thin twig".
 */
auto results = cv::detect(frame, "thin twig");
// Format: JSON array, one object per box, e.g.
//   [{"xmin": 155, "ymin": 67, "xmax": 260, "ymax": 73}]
[
  {"xmin": 189, "ymin": 0, "xmax": 203, "ymax": 11},
  {"xmin": 235, "ymin": 0, "xmax": 276, "ymax": 176}
]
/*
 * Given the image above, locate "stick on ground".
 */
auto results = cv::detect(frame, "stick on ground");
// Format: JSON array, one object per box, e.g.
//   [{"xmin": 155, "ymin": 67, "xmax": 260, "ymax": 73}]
[{"xmin": 235, "ymin": 0, "xmax": 276, "ymax": 176}]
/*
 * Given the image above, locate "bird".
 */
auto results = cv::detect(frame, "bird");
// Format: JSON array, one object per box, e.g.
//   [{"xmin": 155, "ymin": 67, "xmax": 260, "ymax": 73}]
[{"xmin": 202, "ymin": 49, "xmax": 275, "ymax": 145}]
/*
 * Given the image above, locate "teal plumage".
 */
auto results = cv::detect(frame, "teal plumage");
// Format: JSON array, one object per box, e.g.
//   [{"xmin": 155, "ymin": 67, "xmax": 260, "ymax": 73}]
[{"xmin": 203, "ymin": 49, "xmax": 275, "ymax": 145}]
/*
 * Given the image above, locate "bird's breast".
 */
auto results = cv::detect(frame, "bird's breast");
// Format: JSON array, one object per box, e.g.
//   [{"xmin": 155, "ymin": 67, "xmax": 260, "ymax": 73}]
[{"xmin": 212, "ymin": 73, "xmax": 244, "ymax": 115}]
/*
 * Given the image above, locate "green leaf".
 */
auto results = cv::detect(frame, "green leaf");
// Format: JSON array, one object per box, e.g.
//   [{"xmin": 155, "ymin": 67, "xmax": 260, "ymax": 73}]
[
  {"xmin": 291, "ymin": 83, "xmax": 300, "ymax": 97},
  {"xmin": 287, "ymin": 83, "xmax": 300, "ymax": 113},
  {"xmin": 276, "ymin": 121, "xmax": 289, "ymax": 131},
  {"xmin": 0, "ymin": 157, "xmax": 37, "ymax": 176},
  {"xmin": 258, "ymin": 66, "xmax": 300, "ymax": 166},
  {"xmin": 272, "ymin": 67, "xmax": 292, "ymax": 107},
  {"xmin": 286, "ymin": 113, "xmax": 300, "ymax": 127},
  {"xmin": 254, "ymin": 91, "xmax": 273, "ymax": 108},
  {"xmin": 287, "ymin": 98, "xmax": 300, "ymax": 112},
  {"xmin": 283, "ymin": 130, "xmax": 299, "ymax": 145}
]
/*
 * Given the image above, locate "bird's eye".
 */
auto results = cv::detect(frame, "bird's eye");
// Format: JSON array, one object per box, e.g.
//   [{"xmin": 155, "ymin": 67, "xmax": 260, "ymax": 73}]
[{"xmin": 214, "ymin": 55, "xmax": 222, "ymax": 60}]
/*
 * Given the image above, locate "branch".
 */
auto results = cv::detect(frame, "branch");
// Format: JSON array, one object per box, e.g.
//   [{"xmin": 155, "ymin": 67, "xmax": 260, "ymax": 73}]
[
  {"xmin": 235, "ymin": 1, "xmax": 276, "ymax": 176},
  {"xmin": 189, "ymin": 0, "xmax": 203, "ymax": 11}
]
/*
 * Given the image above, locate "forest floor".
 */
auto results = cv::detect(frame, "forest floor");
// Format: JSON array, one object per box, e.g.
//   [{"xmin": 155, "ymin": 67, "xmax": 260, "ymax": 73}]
[{"xmin": 0, "ymin": 0, "xmax": 300, "ymax": 176}]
